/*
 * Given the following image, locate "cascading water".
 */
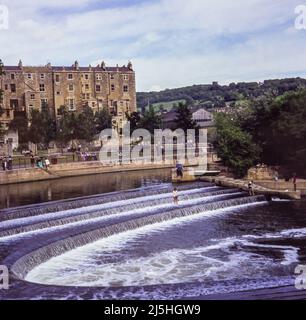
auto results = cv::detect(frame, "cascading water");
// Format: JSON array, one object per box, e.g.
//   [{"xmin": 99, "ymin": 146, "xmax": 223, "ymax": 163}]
[{"xmin": 1, "ymin": 180, "xmax": 305, "ymax": 300}]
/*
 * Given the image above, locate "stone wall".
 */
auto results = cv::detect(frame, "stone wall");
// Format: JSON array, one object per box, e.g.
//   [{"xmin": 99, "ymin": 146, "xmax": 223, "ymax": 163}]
[{"xmin": 247, "ymin": 166, "xmax": 277, "ymax": 180}]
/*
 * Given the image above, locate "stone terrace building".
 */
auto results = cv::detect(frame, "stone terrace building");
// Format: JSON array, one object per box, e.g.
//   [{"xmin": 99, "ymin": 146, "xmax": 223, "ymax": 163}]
[{"xmin": 0, "ymin": 60, "xmax": 137, "ymax": 132}]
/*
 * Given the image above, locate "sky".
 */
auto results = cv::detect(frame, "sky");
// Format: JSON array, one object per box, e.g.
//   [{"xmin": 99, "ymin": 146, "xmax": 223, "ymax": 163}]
[{"xmin": 0, "ymin": 0, "xmax": 306, "ymax": 91}]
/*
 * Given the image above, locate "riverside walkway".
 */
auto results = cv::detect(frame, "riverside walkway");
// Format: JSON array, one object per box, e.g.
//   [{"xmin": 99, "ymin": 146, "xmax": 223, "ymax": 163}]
[{"xmin": 172, "ymin": 169, "xmax": 302, "ymax": 200}]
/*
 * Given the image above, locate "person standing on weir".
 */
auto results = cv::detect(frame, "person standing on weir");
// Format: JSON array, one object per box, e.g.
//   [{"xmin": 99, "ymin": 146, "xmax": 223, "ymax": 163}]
[
  {"xmin": 248, "ymin": 181, "xmax": 255, "ymax": 196},
  {"xmin": 173, "ymin": 188, "xmax": 179, "ymax": 204}
]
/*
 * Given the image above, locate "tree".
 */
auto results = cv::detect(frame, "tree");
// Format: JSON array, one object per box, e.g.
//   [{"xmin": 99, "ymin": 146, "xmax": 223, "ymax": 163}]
[
  {"xmin": 95, "ymin": 108, "xmax": 112, "ymax": 133},
  {"xmin": 214, "ymin": 113, "xmax": 260, "ymax": 178},
  {"xmin": 173, "ymin": 102, "xmax": 198, "ymax": 132},
  {"xmin": 126, "ymin": 111, "xmax": 141, "ymax": 132},
  {"xmin": 139, "ymin": 106, "xmax": 161, "ymax": 134},
  {"xmin": 9, "ymin": 113, "xmax": 29, "ymax": 144},
  {"xmin": 28, "ymin": 109, "xmax": 56, "ymax": 148},
  {"xmin": 77, "ymin": 106, "xmax": 96, "ymax": 142},
  {"xmin": 244, "ymin": 90, "xmax": 306, "ymax": 176},
  {"xmin": 56, "ymin": 107, "xmax": 79, "ymax": 147}
]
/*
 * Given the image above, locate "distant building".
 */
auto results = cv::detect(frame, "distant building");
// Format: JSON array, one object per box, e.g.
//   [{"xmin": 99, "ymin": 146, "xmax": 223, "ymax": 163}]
[
  {"xmin": 0, "ymin": 60, "xmax": 137, "ymax": 133},
  {"xmin": 192, "ymin": 108, "xmax": 214, "ymax": 127},
  {"xmin": 161, "ymin": 107, "xmax": 214, "ymax": 129}
]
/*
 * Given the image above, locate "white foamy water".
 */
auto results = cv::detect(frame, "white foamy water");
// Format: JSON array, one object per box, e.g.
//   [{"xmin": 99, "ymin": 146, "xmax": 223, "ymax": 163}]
[
  {"xmin": 26, "ymin": 201, "xmax": 269, "ymax": 286},
  {"xmin": 0, "ymin": 186, "xmax": 218, "ymax": 230},
  {"xmin": 0, "ymin": 191, "xmax": 242, "ymax": 242}
]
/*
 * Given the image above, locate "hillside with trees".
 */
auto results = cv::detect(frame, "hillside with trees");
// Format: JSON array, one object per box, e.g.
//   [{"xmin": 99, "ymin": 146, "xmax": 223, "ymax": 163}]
[
  {"xmin": 137, "ymin": 78, "xmax": 306, "ymax": 111},
  {"xmin": 214, "ymin": 89, "xmax": 306, "ymax": 178}
]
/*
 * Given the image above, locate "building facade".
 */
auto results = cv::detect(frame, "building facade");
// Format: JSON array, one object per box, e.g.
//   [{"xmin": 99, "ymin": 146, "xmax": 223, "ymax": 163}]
[{"xmin": 0, "ymin": 60, "xmax": 137, "ymax": 132}]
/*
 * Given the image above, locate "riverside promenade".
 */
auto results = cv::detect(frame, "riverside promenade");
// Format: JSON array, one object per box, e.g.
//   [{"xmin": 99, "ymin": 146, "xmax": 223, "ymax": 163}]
[
  {"xmin": 0, "ymin": 161, "xmax": 197, "ymax": 186},
  {"xmin": 172, "ymin": 169, "xmax": 303, "ymax": 200}
]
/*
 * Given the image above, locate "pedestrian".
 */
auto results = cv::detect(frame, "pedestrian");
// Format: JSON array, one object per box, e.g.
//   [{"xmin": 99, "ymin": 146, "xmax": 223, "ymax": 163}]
[
  {"xmin": 7, "ymin": 156, "xmax": 13, "ymax": 170},
  {"xmin": 293, "ymin": 173, "xmax": 297, "ymax": 192},
  {"xmin": 30, "ymin": 155, "xmax": 35, "ymax": 168},
  {"xmin": 173, "ymin": 188, "xmax": 179, "ymax": 204},
  {"xmin": 248, "ymin": 180, "xmax": 254, "ymax": 196},
  {"xmin": 176, "ymin": 162, "xmax": 183, "ymax": 178},
  {"xmin": 45, "ymin": 158, "xmax": 50, "ymax": 170},
  {"xmin": 1, "ymin": 157, "xmax": 6, "ymax": 171}
]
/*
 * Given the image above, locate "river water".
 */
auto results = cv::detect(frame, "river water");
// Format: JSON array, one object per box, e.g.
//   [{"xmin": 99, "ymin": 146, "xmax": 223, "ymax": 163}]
[{"xmin": 0, "ymin": 170, "xmax": 305, "ymax": 299}]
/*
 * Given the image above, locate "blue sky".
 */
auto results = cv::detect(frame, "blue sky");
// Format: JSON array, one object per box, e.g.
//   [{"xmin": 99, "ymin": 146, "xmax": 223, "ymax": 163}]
[{"xmin": 1, "ymin": 0, "xmax": 306, "ymax": 91}]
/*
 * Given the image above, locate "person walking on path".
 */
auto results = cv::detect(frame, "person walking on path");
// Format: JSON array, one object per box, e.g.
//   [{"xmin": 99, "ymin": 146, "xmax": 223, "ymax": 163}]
[
  {"xmin": 7, "ymin": 156, "xmax": 13, "ymax": 170},
  {"xmin": 44, "ymin": 158, "xmax": 50, "ymax": 170},
  {"xmin": 30, "ymin": 155, "xmax": 35, "ymax": 168},
  {"xmin": 1, "ymin": 157, "xmax": 7, "ymax": 171},
  {"xmin": 173, "ymin": 188, "xmax": 179, "ymax": 205},
  {"xmin": 293, "ymin": 174, "xmax": 297, "ymax": 192}
]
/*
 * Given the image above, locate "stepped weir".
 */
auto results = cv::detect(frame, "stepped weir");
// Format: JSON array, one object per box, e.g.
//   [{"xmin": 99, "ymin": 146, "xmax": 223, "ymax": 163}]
[{"xmin": 0, "ymin": 182, "xmax": 267, "ymax": 283}]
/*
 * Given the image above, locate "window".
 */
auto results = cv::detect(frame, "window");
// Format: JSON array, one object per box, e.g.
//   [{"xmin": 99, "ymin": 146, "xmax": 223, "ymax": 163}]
[
  {"xmin": 111, "ymin": 84, "xmax": 115, "ymax": 91},
  {"xmin": 6, "ymin": 110, "xmax": 10, "ymax": 118},
  {"xmin": 85, "ymin": 84, "xmax": 89, "ymax": 90},
  {"xmin": 30, "ymin": 94, "xmax": 35, "ymax": 100},
  {"xmin": 40, "ymin": 74, "xmax": 45, "ymax": 79},
  {"xmin": 123, "ymin": 85, "xmax": 129, "ymax": 92},
  {"xmin": 55, "ymin": 74, "xmax": 60, "ymax": 82},
  {"xmin": 4, "ymin": 84, "xmax": 8, "ymax": 90},
  {"xmin": 39, "ymin": 83, "xmax": 45, "ymax": 92},
  {"xmin": 84, "ymin": 74, "xmax": 89, "ymax": 80},
  {"xmin": 10, "ymin": 84, "xmax": 16, "ymax": 92},
  {"xmin": 123, "ymin": 74, "xmax": 129, "ymax": 80},
  {"xmin": 56, "ymin": 91, "xmax": 61, "ymax": 95},
  {"xmin": 41, "ymin": 99, "xmax": 48, "ymax": 110},
  {"xmin": 68, "ymin": 84, "xmax": 74, "ymax": 91},
  {"xmin": 68, "ymin": 73, "xmax": 73, "ymax": 80},
  {"xmin": 10, "ymin": 74, "xmax": 15, "ymax": 80},
  {"xmin": 92, "ymin": 102, "xmax": 95, "ymax": 108},
  {"xmin": 110, "ymin": 74, "xmax": 115, "ymax": 80},
  {"xmin": 96, "ymin": 85, "xmax": 101, "ymax": 92},
  {"xmin": 86, "ymin": 93, "xmax": 90, "ymax": 99},
  {"xmin": 27, "ymin": 74, "xmax": 32, "ymax": 79},
  {"xmin": 96, "ymin": 74, "xmax": 102, "ymax": 80},
  {"xmin": 68, "ymin": 99, "xmax": 75, "ymax": 110}
]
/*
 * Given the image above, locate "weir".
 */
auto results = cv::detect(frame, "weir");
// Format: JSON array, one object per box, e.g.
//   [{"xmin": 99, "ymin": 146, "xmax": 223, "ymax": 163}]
[
  {"xmin": 0, "ymin": 183, "xmax": 212, "ymax": 221},
  {"xmin": 0, "ymin": 189, "xmax": 242, "ymax": 237},
  {"xmin": 9, "ymin": 194, "xmax": 266, "ymax": 280}
]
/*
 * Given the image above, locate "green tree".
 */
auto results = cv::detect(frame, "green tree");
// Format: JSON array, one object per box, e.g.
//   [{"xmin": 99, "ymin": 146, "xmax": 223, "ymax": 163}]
[
  {"xmin": 56, "ymin": 107, "xmax": 79, "ymax": 147},
  {"xmin": 28, "ymin": 109, "xmax": 56, "ymax": 148},
  {"xmin": 244, "ymin": 91, "xmax": 306, "ymax": 175},
  {"xmin": 95, "ymin": 108, "xmax": 112, "ymax": 133},
  {"xmin": 77, "ymin": 106, "xmax": 96, "ymax": 142},
  {"xmin": 173, "ymin": 102, "xmax": 198, "ymax": 132},
  {"xmin": 126, "ymin": 111, "xmax": 141, "ymax": 132},
  {"xmin": 214, "ymin": 113, "xmax": 260, "ymax": 178},
  {"xmin": 9, "ymin": 113, "xmax": 29, "ymax": 144},
  {"xmin": 139, "ymin": 106, "xmax": 161, "ymax": 134}
]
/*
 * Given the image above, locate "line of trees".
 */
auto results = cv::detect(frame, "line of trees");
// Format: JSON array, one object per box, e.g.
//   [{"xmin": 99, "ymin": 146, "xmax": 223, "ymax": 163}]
[
  {"xmin": 214, "ymin": 89, "xmax": 306, "ymax": 178},
  {"xmin": 8, "ymin": 106, "xmax": 112, "ymax": 150},
  {"xmin": 126, "ymin": 102, "xmax": 198, "ymax": 133}
]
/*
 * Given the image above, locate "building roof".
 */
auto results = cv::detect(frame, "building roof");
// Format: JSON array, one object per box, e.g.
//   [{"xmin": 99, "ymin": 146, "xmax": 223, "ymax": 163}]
[
  {"xmin": 3, "ymin": 65, "xmax": 133, "ymax": 73},
  {"xmin": 192, "ymin": 108, "xmax": 213, "ymax": 121}
]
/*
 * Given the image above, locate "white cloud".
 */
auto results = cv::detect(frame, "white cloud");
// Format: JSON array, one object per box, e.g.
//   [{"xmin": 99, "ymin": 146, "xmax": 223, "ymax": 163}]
[{"xmin": 0, "ymin": 0, "xmax": 305, "ymax": 91}]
